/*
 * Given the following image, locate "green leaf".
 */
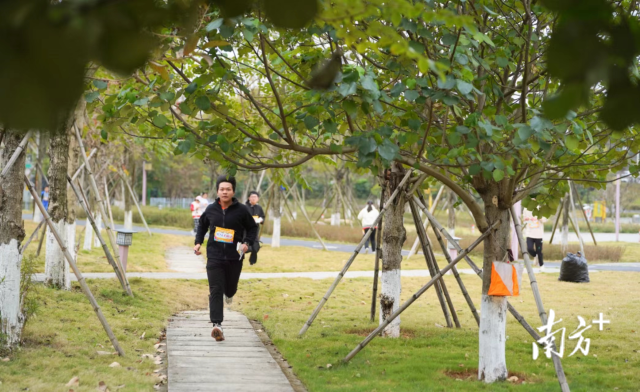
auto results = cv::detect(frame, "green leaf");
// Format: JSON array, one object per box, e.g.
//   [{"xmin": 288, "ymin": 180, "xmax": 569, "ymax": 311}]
[
  {"xmin": 338, "ymin": 82, "xmax": 356, "ymax": 97},
  {"xmin": 361, "ymin": 74, "xmax": 378, "ymax": 93},
  {"xmin": 378, "ymin": 139, "xmax": 399, "ymax": 161},
  {"xmin": 242, "ymin": 29, "xmax": 255, "ymax": 42},
  {"xmin": 342, "ymin": 100, "xmax": 358, "ymax": 116},
  {"xmin": 437, "ymin": 75, "xmax": 456, "ymax": 90},
  {"xmin": 447, "ymin": 132, "xmax": 461, "ymax": 145},
  {"xmin": 159, "ymin": 92, "xmax": 175, "ymax": 102},
  {"xmin": 264, "ymin": 0, "xmax": 318, "ymax": 29},
  {"xmin": 456, "ymin": 126, "xmax": 471, "ymax": 134},
  {"xmin": 133, "ymin": 97, "xmax": 149, "ymax": 106},
  {"xmin": 456, "ymin": 80, "xmax": 473, "ymax": 95},
  {"xmin": 408, "ymin": 119, "xmax": 421, "ymax": 131},
  {"xmin": 530, "ymin": 139, "xmax": 540, "ymax": 152},
  {"xmin": 404, "ymin": 90, "xmax": 420, "ymax": 101},
  {"xmin": 496, "ymin": 57, "xmax": 509, "ymax": 67},
  {"xmin": 565, "ymin": 135, "xmax": 579, "ymax": 150},
  {"xmin": 185, "ymin": 82, "xmax": 198, "ymax": 94},
  {"xmin": 195, "ymin": 96, "xmax": 211, "ymax": 111},
  {"xmin": 442, "ymin": 33, "xmax": 458, "ymax": 46},
  {"xmin": 469, "ymin": 164, "xmax": 481, "ymax": 175},
  {"xmin": 84, "ymin": 91, "xmax": 100, "ymax": 103},
  {"xmin": 93, "ymin": 80, "xmax": 108, "ymax": 90},
  {"xmin": 492, "ymin": 169, "xmax": 505, "ymax": 182},
  {"xmin": 359, "ymin": 137, "xmax": 377, "ymax": 154},
  {"xmin": 323, "ymin": 120, "xmax": 337, "ymax": 134},
  {"xmin": 304, "ymin": 116, "xmax": 319, "ymax": 130},
  {"xmin": 100, "ymin": 129, "xmax": 108, "ymax": 140},
  {"xmin": 218, "ymin": 135, "xmax": 230, "ymax": 152},
  {"xmin": 153, "ymin": 114, "xmax": 169, "ymax": 128},
  {"xmin": 517, "ymin": 125, "xmax": 533, "ymax": 140},
  {"xmin": 179, "ymin": 101, "xmax": 193, "ymax": 115},
  {"xmin": 206, "ymin": 19, "xmax": 224, "ymax": 32}
]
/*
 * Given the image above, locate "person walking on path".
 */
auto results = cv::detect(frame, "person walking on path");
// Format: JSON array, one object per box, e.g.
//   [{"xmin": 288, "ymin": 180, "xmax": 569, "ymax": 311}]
[
  {"xmin": 245, "ymin": 191, "xmax": 265, "ymax": 265},
  {"xmin": 41, "ymin": 186, "xmax": 50, "ymax": 211},
  {"xmin": 190, "ymin": 197, "xmax": 200, "ymax": 235},
  {"xmin": 357, "ymin": 200, "xmax": 379, "ymax": 254},
  {"xmin": 194, "ymin": 176, "xmax": 258, "ymax": 342},
  {"xmin": 197, "ymin": 192, "xmax": 209, "ymax": 214},
  {"xmin": 523, "ymin": 208, "xmax": 547, "ymax": 270}
]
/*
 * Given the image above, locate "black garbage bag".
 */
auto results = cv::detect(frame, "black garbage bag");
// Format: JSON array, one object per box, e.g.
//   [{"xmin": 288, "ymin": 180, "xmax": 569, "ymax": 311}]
[{"xmin": 559, "ymin": 252, "xmax": 590, "ymax": 283}]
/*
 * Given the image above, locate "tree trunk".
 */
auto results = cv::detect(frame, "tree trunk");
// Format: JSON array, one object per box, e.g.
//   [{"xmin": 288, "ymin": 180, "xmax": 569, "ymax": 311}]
[
  {"xmin": 271, "ymin": 185, "xmax": 282, "ymax": 248},
  {"xmin": 448, "ymin": 190, "xmax": 456, "ymax": 235},
  {"xmin": 561, "ymin": 195, "xmax": 570, "ymax": 254},
  {"xmin": 477, "ymin": 184, "xmax": 510, "ymax": 383},
  {"xmin": 331, "ymin": 182, "xmax": 341, "ymax": 226},
  {"xmin": 33, "ymin": 131, "xmax": 47, "ymax": 223},
  {"xmin": 379, "ymin": 164, "xmax": 406, "ymax": 338},
  {"xmin": 0, "ymin": 131, "xmax": 27, "ymax": 348},
  {"xmin": 124, "ymin": 151, "xmax": 134, "ymax": 230}
]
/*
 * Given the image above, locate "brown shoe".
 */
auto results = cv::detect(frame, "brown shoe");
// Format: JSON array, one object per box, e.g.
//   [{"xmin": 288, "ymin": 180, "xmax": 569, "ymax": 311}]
[{"xmin": 211, "ymin": 324, "xmax": 225, "ymax": 341}]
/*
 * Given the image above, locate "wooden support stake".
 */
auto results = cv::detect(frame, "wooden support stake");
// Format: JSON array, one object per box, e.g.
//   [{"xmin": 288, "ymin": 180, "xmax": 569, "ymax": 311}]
[
  {"xmin": 70, "ymin": 176, "xmax": 129, "ymax": 293},
  {"xmin": 25, "ymin": 175, "xmax": 125, "ymax": 356},
  {"xmin": 511, "ymin": 206, "xmax": 571, "ymax": 392},
  {"xmin": 407, "ymin": 186, "xmax": 445, "ymax": 259},
  {"xmin": 370, "ymin": 179, "xmax": 387, "ymax": 322},
  {"xmin": 568, "ymin": 182, "xmax": 585, "ymax": 255},
  {"xmin": 409, "ymin": 199, "xmax": 457, "ymax": 328},
  {"xmin": 36, "ymin": 162, "xmax": 49, "ymax": 185},
  {"xmin": 313, "ymin": 191, "xmax": 335, "ymax": 224},
  {"xmin": 103, "ymin": 176, "xmax": 116, "ymax": 232},
  {"xmin": 20, "ymin": 220, "xmax": 45, "ymax": 253},
  {"xmin": 290, "ymin": 183, "xmax": 328, "ymax": 251},
  {"xmin": 549, "ymin": 198, "xmax": 564, "ymax": 244},
  {"xmin": 118, "ymin": 170, "xmax": 152, "ymax": 236},
  {"xmin": 299, "ymin": 170, "xmax": 413, "ymax": 336},
  {"xmin": 0, "ymin": 131, "xmax": 32, "ymax": 178},
  {"xmin": 71, "ymin": 148, "xmax": 98, "ymax": 182},
  {"xmin": 570, "ymin": 182, "xmax": 597, "ymax": 246},
  {"xmin": 343, "ymin": 220, "xmax": 500, "ymax": 362}
]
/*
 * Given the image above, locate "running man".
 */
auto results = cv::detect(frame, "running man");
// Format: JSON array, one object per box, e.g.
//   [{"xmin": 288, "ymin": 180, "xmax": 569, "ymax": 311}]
[
  {"xmin": 194, "ymin": 175, "xmax": 258, "ymax": 341},
  {"xmin": 246, "ymin": 191, "xmax": 265, "ymax": 265}
]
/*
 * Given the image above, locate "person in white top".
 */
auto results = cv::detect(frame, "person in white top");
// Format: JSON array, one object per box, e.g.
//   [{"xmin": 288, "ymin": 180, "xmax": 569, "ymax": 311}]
[
  {"xmin": 522, "ymin": 208, "xmax": 547, "ymax": 267},
  {"xmin": 197, "ymin": 192, "xmax": 210, "ymax": 216},
  {"xmin": 190, "ymin": 197, "xmax": 200, "ymax": 234},
  {"xmin": 358, "ymin": 201, "xmax": 380, "ymax": 254}
]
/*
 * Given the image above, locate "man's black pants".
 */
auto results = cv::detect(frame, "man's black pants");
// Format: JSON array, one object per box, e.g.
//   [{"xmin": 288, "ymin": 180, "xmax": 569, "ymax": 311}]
[
  {"xmin": 206, "ymin": 258, "xmax": 243, "ymax": 324},
  {"xmin": 526, "ymin": 237, "xmax": 544, "ymax": 266},
  {"xmin": 364, "ymin": 227, "xmax": 377, "ymax": 251}
]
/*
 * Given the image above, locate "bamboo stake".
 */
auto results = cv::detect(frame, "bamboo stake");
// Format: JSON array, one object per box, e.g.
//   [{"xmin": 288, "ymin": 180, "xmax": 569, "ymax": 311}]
[
  {"xmin": 36, "ymin": 224, "xmax": 46, "ymax": 257},
  {"xmin": 256, "ymin": 170, "xmax": 267, "ymax": 192},
  {"xmin": 568, "ymin": 182, "xmax": 585, "ymax": 254},
  {"xmin": 71, "ymin": 148, "xmax": 98, "ymax": 181},
  {"xmin": 70, "ymin": 176, "xmax": 128, "ymax": 291},
  {"xmin": 335, "ymin": 182, "xmax": 353, "ymax": 227},
  {"xmin": 417, "ymin": 195, "xmax": 480, "ymax": 326},
  {"xmin": 511, "ymin": 206, "xmax": 571, "ymax": 392},
  {"xmin": 290, "ymin": 184, "xmax": 328, "ymax": 251},
  {"xmin": 343, "ymin": 220, "xmax": 500, "ymax": 362},
  {"xmin": 36, "ymin": 162, "xmax": 49, "ymax": 185},
  {"xmin": 549, "ymin": 198, "xmax": 564, "ymax": 244},
  {"xmin": 118, "ymin": 170, "xmax": 152, "ymax": 236},
  {"xmin": 20, "ymin": 220, "xmax": 45, "ymax": 253},
  {"xmin": 0, "ymin": 131, "xmax": 32, "ymax": 178},
  {"xmin": 103, "ymin": 176, "xmax": 116, "ymax": 232},
  {"xmin": 24, "ymin": 175, "xmax": 125, "ymax": 356},
  {"xmin": 570, "ymin": 182, "xmax": 597, "ymax": 246},
  {"xmin": 73, "ymin": 124, "xmax": 130, "ymax": 293},
  {"xmin": 313, "ymin": 191, "xmax": 336, "ymax": 224},
  {"xmin": 299, "ymin": 170, "xmax": 413, "ymax": 336},
  {"xmin": 409, "ymin": 200, "xmax": 457, "ymax": 328},
  {"xmin": 370, "ymin": 179, "xmax": 387, "ymax": 322},
  {"xmin": 407, "ymin": 186, "xmax": 445, "ymax": 259}
]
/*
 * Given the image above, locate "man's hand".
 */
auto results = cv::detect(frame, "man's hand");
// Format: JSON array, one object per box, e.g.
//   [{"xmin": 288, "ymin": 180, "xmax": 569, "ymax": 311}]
[
  {"xmin": 194, "ymin": 244, "xmax": 202, "ymax": 255},
  {"xmin": 241, "ymin": 244, "xmax": 249, "ymax": 253}
]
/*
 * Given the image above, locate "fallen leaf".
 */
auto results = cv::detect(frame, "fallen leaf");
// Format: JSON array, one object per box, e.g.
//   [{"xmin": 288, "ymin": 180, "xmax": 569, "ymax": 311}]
[
  {"xmin": 141, "ymin": 354, "xmax": 154, "ymax": 359},
  {"xmin": 96, "ymin": 351, "xmax": 111, "ymax": 356},
  {"xmin": 263, "ymin": 314, "xmax": 269, "ymax": 320},
  {"xmin": 140, "ymin": 332, "xmax": 146, "ymax": 340},
  {"xmin": 282, "ymin": 293, "xmax": 289, "ymax": 298},
  {"xmin": 435, "ymin": 323, "xmax": 444, "ymax": 328},
  {"xmin": 326, "ymin": 363, "xmax": 332, "ymax": 369},
  {"xmin": 65, "ymin": 376, "xmax": 79, "ymax": 387},
  {"xmin": 109, "ymin": 362, "xmax": 121, "ymax": 368},
  {"xmin": 97, "ymin": 381, "xmax": 110, "ymax": 392},
  {"xmin": 507, "ymin": 376, "xmax": 519, "ymax": 383}
]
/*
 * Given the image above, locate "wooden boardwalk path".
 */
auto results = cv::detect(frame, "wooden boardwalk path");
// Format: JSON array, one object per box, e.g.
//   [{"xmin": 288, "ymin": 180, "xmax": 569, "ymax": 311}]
[{"xmin": 167, "ymin": 310, "xmax": 295, "ymax": 392}]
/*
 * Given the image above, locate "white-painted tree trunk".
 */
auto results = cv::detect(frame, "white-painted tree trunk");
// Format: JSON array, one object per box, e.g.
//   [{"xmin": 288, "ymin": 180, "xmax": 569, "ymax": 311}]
[
  {"xmin": 0, "ymin": 240, "xmax": 25, "ymax": 346},
  {"xmin": 33, "ymin": 208, "xmax": 43, "ymax": 223},
  {"xmin": 478, "ymin": 294, "xmax": 508, "ymax": 383},
  {"xmin": 271, "ymin": 217, "xmax": 281, "ymax": 248},
  {"xmin": 379, "ymin": 268, "xmax": 401, "ymax": 337},
  {"xmin": 45, "ymin": 219, "xmax": 71, "ymax": 290},
  {"xmin": 93, "ymin": 213, "xmax": 102, "ymax": 248},
  {"xmin": 83, "ymin": 217, "xmax": 93, "ymax": 251},
  {"xmin": 330, "ymin": 213, "xmax": 341, "ymax": 226},
  {"xmin": 124, "ymin": 210, "xmax": 133, "ymax": 230},
  {"xmin": 67, "ymin": 222, "xmax": 76, "ymax": 261}
]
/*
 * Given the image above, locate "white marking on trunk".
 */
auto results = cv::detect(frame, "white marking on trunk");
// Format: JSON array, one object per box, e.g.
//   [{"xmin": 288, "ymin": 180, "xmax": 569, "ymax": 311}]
[
  {"xmin": 330, "ymin": 213, "xmax": 341, "ymax": 226},
  {"xmin": 0, "ymin": 240, "xmax": 25, "ymax": 347},
  {"xmin": 271, "ymin": 217, "xmax": 281, "ymax": 248},
  {"xmin": 33, "ymin": 208, "xmax": 43, "ymax": 223},
  {"xmin": 45, "ymin": 219, "xmax": 71, "ymax": 290},
  {"xmin": 82, "ymin": 217, "xmax": 93, "ymax": 251},
  {"xmin": 124, "ymin": 210, "xmax": 133, "ymax": 230},
  {"xmin": 93, "ymin": 213, "xmax": 102, "ymax": 248},
  {"xmin": 379, "ymin": 268, "xmax": 401, "ymax": 338},
  {"xmin": 478, "ymin": 294, "xmax": 508, "ymax": 383}
]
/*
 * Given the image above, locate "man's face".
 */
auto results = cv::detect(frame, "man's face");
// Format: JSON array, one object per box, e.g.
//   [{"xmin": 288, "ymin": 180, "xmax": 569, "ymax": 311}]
[
  {"xmin": 217, "ymin": 183, "xmax": 234, "ymax": 202},
  {"xmin": 44, "ymin": 187, "xmax": 49, "ymax": 192},
  {"xmin": 249, "ymin": 194, "xmax": 259, "ymax": 205},
  {"xmin": 203, "ymin": 193, "xmax": 208, "ymax": 199}
]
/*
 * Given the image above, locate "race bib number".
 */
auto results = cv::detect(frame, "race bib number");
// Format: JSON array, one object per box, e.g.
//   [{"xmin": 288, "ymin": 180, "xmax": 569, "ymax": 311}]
[
  {"xmin": 214, "ymin": 227, "xmax": 235, "ymax": 243},
  {"xmin": 529, "ymin": 221, "xmax": 540, "ymax": 228},
  {"xmin": 253, "ymin": 215, "xmax": 261, "ymax": 223}
]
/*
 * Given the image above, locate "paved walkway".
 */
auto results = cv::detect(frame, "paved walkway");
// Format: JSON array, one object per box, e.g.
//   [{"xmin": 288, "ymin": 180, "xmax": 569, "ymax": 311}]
[
  {"xmin": 167, "ymin": 310, "xmax": 294, "ymax": 392},
  {"xmin": 166, "ymin": 246, "xmax": 205, "ymax": 273}
]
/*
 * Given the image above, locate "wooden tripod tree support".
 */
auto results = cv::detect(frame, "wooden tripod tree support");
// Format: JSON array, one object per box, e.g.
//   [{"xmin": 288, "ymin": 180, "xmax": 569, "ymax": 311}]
[
  {"xmin": 549, "ymin": 199, "xmax": 564, "ymax": 244},
  {"xmin": 407, "ymin": 185, "xmax": 445, "ymax": 258},
  {"xmin": 298, "ymin": 170, "xmax": 413, "ymax": 336},
  {"xmin": 103, "ymin": 176, "xmax": 116, "ymax": 233},
  {"xmin": 71, "ymin": 148, "xmax": 98, "ymax": 182},
  {"xmin": 370, "ymin": 177, "xmax": 387, "ymax": 322},
  {"xmin": 25, "ymin": 175, "xmax": 125, "ymax": 356},
  {"xmin": 20, "ymin": 220, "xmax": 45, "ymax": 253},
  {"xmin": 409, "ymin": 199, "xmax": 459, "ymax": 328},
  {"xmin": 118, "ymin": 170, "xmax": 152, "ymax": 236},
  {"xmin": 288, "ymin": 182, "xmax": 329, "ymax": 251},
  {"xmin": 570, "ymin": 182, "xmax": 597, "ymax": 246},
  {"xmin": 73, "ymin": 124, "xmax": 129, "ymax": 290},
  {"xmin": 69, "ymin": 175, "xmax": 131, "ymax": 295},
  {"xmin": 343, "ymin": 220, "xmax": 500, "ymax": 362},
  {"xmin": 511, "ymin": 206, "xmax": 571, "ymax": 392},
  {"xmin": 0, "ymin": 131, "xmax": 32, "ymax": 178},
  {"xmin": 313, "ymin": 191, "xmax": 336, "ymax": 224},
  {"xmin": 568, "ymin": 182, "xmax": 585, "ymax": 255}
]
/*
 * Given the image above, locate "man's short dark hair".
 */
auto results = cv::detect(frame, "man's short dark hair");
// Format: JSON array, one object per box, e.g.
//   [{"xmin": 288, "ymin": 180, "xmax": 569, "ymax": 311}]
[
  {"xmin": 249, "ymin": 191, "xmax": 260, "ymax": 197},
  {"xmin": 216, "ymin": 175, "xmax": 236, "ymax": 192}
]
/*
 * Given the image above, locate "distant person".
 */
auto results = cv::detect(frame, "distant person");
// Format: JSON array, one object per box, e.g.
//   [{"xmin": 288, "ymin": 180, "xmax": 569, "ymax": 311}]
[
  {"xmin": 190, "ymin": 197, "xmax": 200, "ymax": 234},
  {"xmin": 523, "ymin": 208, "xmax": 547, "ymax": 270},
  {"xmin": 358, "ymin": 201, "xmax": 379, "ymax": 254},
  {"xmin": 41, "ymin": 186, "xmax": 50, "ymax": 211},
  {"xmin": 194, "ymin": 175, "xmax": 258, "ymax": 342},
  {"xmin": 245, "ymin": 191, "xmax": 265, "ymax": 265},
  {"xmin": 198, "ymin": 192, "xmax": 210, "ymax": 212}
]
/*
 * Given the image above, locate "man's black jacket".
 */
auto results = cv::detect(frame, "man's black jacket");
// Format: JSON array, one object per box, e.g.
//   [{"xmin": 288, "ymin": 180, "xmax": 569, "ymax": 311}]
[
  {"xmin": 246, "ymin": 202, "xmax": 265, "ymax": 224},
  {"xmin": 195, "ymin": 198, "xmax": 258, "ymax": 261}
]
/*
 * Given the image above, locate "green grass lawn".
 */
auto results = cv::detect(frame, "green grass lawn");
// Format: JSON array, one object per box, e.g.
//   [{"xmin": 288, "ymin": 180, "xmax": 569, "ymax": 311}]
[
  {"xmin": 0, "ymin": 278, "xmax": 208, "ymax": 391},
  {"xmin": 232, "ymin": 271, "xmax": 640, "ymax": 391}
]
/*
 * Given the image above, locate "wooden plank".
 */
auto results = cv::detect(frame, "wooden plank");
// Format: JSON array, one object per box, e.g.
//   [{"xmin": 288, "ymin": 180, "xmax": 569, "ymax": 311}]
[{"xmin": 167, "ymin": 310, "xmax": 295, "ymax": 392}]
